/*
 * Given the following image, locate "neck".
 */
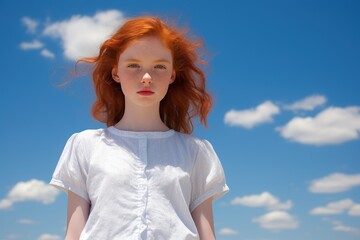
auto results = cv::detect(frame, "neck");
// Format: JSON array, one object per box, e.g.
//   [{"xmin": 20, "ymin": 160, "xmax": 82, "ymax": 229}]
[{"xmin": 115, "ymin": 102, "xmax": 169, "ymax": 132}]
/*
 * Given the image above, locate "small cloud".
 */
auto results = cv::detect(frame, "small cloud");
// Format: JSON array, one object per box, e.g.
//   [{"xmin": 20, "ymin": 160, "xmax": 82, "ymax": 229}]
[
  {"xmin": 0, "ymin": 179, "xmax": 60, "ymax": 210},
  {"xmin": 224, "ymin": 101, "xmax": 280, "ymax": 128},
  {"xmin": 43, "ymin": 9, "xmax": 126, "ymax": 60},
  {"xmin": 5, "ymin": 234, "xmax": 20, "ymax": 240},
  {"xmin": 40, "ymin": 49, "xmax": 55, "ymax": 58},
  {"xmin": 310, "ymin": 207, "xmax": 342, "ymax": 215},
  {"xmin": 19, "ymin": 39, "xmax": 44, "ymax": 50},
  {"xmin": 37, "ymin": 234, "xmax": 62, "ymax": 240},
  {"xmin": 309, "ymin": 173, "xmax": 360, "ymax": 193},
  {"xmin": 219, "ymin": 228, "xmax": 238, "ymax": 235},
  {"xmin": 231, "ymin": 192, "xmax": 292, "ymax": 211},
  {"xmin": 18, "ymin": 218, "xmax": 37, "ymax": 224},
  {"xmin": 252, "ymin": 211, "xmax": 299, "ymax": 230},
  {"xmin": 348, "ymin": 204, "xmax": 360, "ymax": 216},
  {"xmin": 310, "ymin": 199, "xmax": 354, "ymax": 215},
  {"xmin": 0, "ymin": 199, "xmax": 12, "ymax": 209},
  {"xmin": 334, "ymin": 225, "xmax": 360, "ymax": 234},
  {"xmin": 21, "ymin": 16, "xmax": 39, "ymax": 34},
  {"xmin": 284, "ymin": 95, "xmax": 327, "ymax": 111},
  {"xmin": 328, "ymin": 220, "xmax": 360, "ymax": 234},
  {"xmin": 277, "ymin": 106, "xmax": 360, "ymax": 145}
]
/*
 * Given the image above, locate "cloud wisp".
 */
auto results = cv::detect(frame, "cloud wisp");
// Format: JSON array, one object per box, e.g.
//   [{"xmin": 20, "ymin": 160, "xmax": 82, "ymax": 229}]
[
  {"xmin": 19, "ymin": 39, "xmax": 44, "ymax": 50},
  {"xmin": 224, "ymin": 101, "xmax": 280, "ymax": 129},
  {"xmin": 333, "ymin": 224, "xmax": 360, "ymax": 234},
  {"xmin": 310, "ymin": 199, "xmax": 360, "ymax": 216},
  {"xmin": 0, "ymin": 179, "xmax": 60, "ymax": 210},
  {"xmin": 40, "ymin": 49, "xmax": 55, "ymax": 58},
  {"xmin": 18, "ymin": 218, "xmax": 37, "ymax": 225},
  {"xmin": 37, "ymin": 234, "xmax": 62, "ymax": 240},
  {"xmin": 309, "ymin": 173, "xmax": 360, "ymax": 193},
  {"xmin": 218, "ymin": 228, "xmax": 238, "ymax": 235},
  {"xmin": 21, "ymin": 16, "xmax": 39, "ymax": 34},
  {"xmin": 326, "ymin": 220, "xmax": 360, "ymax": 234},
  {"xmin": 284, "ymin": 95, "xmax": 327, "ymax": 111},
  {"xmin": 20, "ymin": 16, "xmax": 53, "ymax": 58}
]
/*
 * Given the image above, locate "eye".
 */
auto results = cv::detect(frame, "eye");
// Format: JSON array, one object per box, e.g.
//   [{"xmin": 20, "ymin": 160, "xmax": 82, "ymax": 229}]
[
  {"xmin": 127, "ymin": 63, "xmax": 140, "ymax": 69},
  {"xmin": 154, "ymin": 64, "xmax": 167, "ymax": 70}
]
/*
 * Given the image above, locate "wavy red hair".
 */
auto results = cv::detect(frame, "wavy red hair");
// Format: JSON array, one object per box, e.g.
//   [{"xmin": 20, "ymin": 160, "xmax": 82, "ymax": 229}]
[{"xmin": 78, "ymin": 16, "xmax": 212, "ymax": 134}]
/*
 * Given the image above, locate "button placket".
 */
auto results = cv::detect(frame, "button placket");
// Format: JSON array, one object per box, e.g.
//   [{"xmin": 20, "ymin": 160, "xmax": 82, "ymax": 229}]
[{"xmin": 136, "ymin": 137, "xmax": 149, "ymax": 238}]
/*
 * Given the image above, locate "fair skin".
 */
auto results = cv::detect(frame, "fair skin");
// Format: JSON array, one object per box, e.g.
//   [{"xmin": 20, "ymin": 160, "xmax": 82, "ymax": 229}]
[
  {"xmin": 65, "ymin": 191, "xmax": 90, "ymax": 240},
  {"xmin": 112, "ymin": 36, "xmax": 175, "ymax": 132},
  {"xmin": 65, "ymin": 36, "xmax": 216, "ymax": 240}
]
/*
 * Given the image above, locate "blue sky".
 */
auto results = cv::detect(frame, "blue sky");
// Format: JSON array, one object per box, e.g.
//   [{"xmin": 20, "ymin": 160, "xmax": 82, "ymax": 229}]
[{"xmin": 1, "ymin": 0, "xmax": 359, "ymax": 239}]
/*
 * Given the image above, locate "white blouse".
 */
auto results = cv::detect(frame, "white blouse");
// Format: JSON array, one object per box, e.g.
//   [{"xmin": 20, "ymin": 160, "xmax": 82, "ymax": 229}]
[{"xmin": 50, "ymin": 127, "xmax": 229, "ymax": 240}]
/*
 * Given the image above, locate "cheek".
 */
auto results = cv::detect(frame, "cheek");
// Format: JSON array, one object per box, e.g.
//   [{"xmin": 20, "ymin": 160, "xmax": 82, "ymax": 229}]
[
  {"xmin": 151, "ymin": 71, "xmax": 173, "ymax": 81},
  {"xmin": 117, "ymin": 72, "xmax": 136, "ymax": 93},
  {"xmin": 119, "ymin": 69, "xmax": 138, "ymax": 81}
]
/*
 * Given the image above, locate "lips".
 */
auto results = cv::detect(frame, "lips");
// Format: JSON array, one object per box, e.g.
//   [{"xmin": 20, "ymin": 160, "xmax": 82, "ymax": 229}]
[{"xmin": 137, "ymin": 90, "xmax": 154, "ymax": 96}]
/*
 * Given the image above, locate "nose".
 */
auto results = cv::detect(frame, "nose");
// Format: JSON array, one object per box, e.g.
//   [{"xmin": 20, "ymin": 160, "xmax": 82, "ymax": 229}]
[{"xmin": 141, "ymin": 72, "xmax": 152, "ymax": 84}]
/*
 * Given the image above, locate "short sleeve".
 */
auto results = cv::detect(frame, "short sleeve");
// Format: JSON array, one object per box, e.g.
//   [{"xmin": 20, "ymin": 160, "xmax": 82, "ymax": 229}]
[
  {"xmin": 49, "ymin": 133, "xmax": 90, "ymax": 203},
  {"xmin": 190, "ymin": 139, "xmax": 229, "ymax": 212}
]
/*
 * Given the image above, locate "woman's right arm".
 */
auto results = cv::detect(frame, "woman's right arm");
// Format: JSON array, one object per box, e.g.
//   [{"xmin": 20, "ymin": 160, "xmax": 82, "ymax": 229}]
[{"xmin": 65, "ymin": 191, "xmax": 90, "ymax": 240}]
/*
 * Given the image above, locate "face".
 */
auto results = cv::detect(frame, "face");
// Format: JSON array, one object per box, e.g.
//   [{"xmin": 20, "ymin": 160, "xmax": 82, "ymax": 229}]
[{"xmin": 112, "ymin": 36, "xmax": 175, "ymax": 109}]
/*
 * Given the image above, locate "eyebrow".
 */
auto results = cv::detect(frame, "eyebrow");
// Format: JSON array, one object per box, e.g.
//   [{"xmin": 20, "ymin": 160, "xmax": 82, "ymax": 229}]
[{"xmin": 124, "ymin": 59, "xmax": 171, "ymax": 64}]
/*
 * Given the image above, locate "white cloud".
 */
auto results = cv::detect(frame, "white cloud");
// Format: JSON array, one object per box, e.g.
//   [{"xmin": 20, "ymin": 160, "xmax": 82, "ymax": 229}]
[
  {"xmin": 5, "ymin": 234, "xmax": 19, "ymax": 240},
  {"xmin": 309, "ymin": 173, "xmax": 360, "ymax": 193},
  {"xmin": 252, "ymin": 211, "xmax": 299, "ymax": 230},
  {"xmin": 0, "ymin": 179, "xmax": 60, "ymax": 210},
  {"xmin": 43, "ymin": 9, "xmax": 126, "ymax": 60},
  {"xmin": 40, "ymin": 49, "xmax": 55, "ymax": 58},
  {"xmin": 334, "ymin": 225, "xmax": 360, "ymax": 234},
  {"xmin": 218, "ymin": 228, "xmax": 238, "ymax": 235},
  {"xmin": 310, "ymin": 199, "xmax": 354, "ymax": 215},
  {"xmin": 329, "ymin": 220, "xmax": 360, "ymax": 234},
  {"xmin": 311, "ymin": 207, "xmax": 340, "ymax": 215},
  {"xmin": 284, "ymin": 95, "xmax": 327, "ymax": 111},
  {"xmin": 0, "ymin": 199, "xmax": 12, "ymax": 209},
  {"xmin": 231, "ymin": 192, "xmax": 292, "ymax": 211},
  {"xmin": 224, "ymin": 101, "xmax": 280, "ymax": 128},
  {"xmin": 22, "ymin": 16, "xmax": 39, "ymax": 34},
  {"xmin": 277, "ymin": 106, "xmax": 360, "ymax": 145},
  {"xmin": 349, "ymin": 204, "xmax": 360, "ymax": 216},
  {"xmin": 324, "ymin": 218, "xmax": 360, "ymax": 234},
  {"xmin": 37, "ymin": 234, "xmax": 62, "ymax": 240},
  {"xmin": 19, "ymin": 39, "xmax": 44, "ymax": 50},
  {"xmin": 18, "ymin": 218, "xmax": 37, "ymax": 224}
]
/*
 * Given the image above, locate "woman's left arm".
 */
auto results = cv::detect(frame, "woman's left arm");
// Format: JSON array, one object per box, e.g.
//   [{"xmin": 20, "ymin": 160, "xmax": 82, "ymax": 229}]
[{"xmin": 191, "ymin": 198, "xmax": 216, "ymax": 240}]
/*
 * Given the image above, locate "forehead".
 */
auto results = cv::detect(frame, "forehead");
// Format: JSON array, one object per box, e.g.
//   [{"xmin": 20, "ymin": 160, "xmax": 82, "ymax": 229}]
[{"xmin": 120, "ymin": 36, "xmax": 172, "ymax": 61}]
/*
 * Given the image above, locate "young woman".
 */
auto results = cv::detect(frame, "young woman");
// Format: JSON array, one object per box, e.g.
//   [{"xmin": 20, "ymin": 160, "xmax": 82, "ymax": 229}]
[{"xmin": 50, "ymin": 16, "xmax": 229, "ymax": 240}]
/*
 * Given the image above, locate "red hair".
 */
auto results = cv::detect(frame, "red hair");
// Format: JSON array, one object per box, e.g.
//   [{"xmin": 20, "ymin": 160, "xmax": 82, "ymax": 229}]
[{"xmin": 78, "ymin": 16, "xmax": 212, "ymax": 134}]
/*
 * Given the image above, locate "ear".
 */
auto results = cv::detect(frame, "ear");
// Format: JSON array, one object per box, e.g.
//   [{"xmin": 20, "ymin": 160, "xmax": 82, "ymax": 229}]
[
  {"xmin": 112, "ymin": 68, "xmax": 120, "ymax": 83},
  {"xmin": 170, "ymin": 70, "xmax": 176, "ymax": 84}
]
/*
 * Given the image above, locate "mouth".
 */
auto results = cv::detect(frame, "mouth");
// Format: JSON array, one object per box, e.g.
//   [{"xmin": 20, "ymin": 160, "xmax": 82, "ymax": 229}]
[{"xmin": 137, "ymin": 90, "xmax": 154, "ymax": 96}]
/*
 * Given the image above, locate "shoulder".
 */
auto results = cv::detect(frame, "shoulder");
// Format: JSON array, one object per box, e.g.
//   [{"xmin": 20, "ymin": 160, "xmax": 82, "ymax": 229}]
[
  {"xmin": 75, "ymin": 128, "xmax": 105, "ymax": 139},
  {"xmin": 173, "ymin": 131, "xmax": 213, "ymax": 153},
  {"xmin": 66, "ymin": 128, "xmax": 106, "ymax": 148}
]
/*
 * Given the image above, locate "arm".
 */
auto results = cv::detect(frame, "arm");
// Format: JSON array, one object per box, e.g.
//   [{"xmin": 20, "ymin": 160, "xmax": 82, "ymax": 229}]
[
  {"xmin": 65, "ymin": 191, "xmax": 90, "ymax": 240},
  {"xmin": 191, "ymin": 198, "xmax": 216, "ymax": 240}
]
